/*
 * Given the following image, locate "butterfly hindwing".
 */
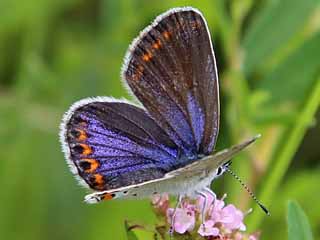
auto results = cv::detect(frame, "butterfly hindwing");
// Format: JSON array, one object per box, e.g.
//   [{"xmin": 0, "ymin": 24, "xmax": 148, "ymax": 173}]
[
  {"xmin": 60, "ymin": 97, "xmax": 185, "ymax": 191},
  {"xmin": 122, "ymin": 7, "xmax": 219, "ymax": 156}
]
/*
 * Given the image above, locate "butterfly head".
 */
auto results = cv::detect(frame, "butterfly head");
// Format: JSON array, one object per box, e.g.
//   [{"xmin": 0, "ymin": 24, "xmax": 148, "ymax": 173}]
[{"xmin": 215, "ymin": 160, "xmax": 231, "ymax": 177}]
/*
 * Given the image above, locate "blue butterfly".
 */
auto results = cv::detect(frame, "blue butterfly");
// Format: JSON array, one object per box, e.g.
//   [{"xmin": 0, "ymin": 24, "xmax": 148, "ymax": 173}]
[{"xmin": 59, "ymin": 7, "xmax": 260, "ymax": 210}]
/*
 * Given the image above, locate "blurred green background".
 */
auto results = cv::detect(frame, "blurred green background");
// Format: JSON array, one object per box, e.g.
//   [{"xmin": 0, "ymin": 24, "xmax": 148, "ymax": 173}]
[{"xmin": 0, "ymin": 0, "xmax": 319, "ymax": 239}]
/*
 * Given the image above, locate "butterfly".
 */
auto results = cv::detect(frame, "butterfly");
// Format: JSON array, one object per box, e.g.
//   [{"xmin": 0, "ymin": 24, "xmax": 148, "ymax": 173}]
[{"xmin": 59, "ymin": 7, "xmax": 260, "ymax": 206}]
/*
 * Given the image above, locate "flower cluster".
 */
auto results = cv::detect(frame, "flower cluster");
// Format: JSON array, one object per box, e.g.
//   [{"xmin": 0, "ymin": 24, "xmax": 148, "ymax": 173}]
[{"xmin": 152, "ymin": 192, "xmax": 259, "ymax": 239}]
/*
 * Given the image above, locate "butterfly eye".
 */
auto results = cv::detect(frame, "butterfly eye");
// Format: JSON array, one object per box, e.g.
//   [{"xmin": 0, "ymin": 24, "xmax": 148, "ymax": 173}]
[{"xmin": 216, "ymin": 166, "xmax": 223, "ymax": 176}]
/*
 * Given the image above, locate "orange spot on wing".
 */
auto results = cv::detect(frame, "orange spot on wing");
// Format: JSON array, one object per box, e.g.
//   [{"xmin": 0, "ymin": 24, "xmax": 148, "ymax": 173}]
[
  {"xmin": 152, "ymin": 39, "xmax": 161, "ymax": 49},
  {"xmin": 82, "ymin": 158, "xmax": 100, "ymax": 173},
  {"xmin": 142, "ymin": 52, "xmax": 152, "ymax": 62},
  {"xmin": 191, "ymin": 20, "xmax": 201, "ymax": 30},
  {"xmin": 103, "ymin": 193, "xmax": 114, "ymax": 200},
  {"xmin": 77, "ymin": 129, "xmax": 87, "ymax": 141},
  {"xmin": 132, "ymin": 65, "xmax": 144, "ymax": 81},
  {"xmin": 93, "ymin": 174, "xmax": 105, "ymax": 189},
  {"xmin": 163, "ymin": 31, "xmax": 171, "ymax": 40},
  {"xmin": 138, "ymin": 65, "xmax": 144, "ymax": 72},
  {"xmin": 80, "ymin": 144, "xmax": 92, "ymax": 155}
]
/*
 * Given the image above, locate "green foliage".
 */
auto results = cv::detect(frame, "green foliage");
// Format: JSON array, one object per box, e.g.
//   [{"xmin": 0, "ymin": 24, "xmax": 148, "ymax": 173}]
[
  {"xmin": 257, "ymin": 32, "xmax": 320, "ymax": 107},
  {"xmin": 287, "ymin": 201, "xmax": 313, "ymax": 240},
  {"xmin": 243, "ymin": 0, "xmax": 319, "ymax": 75},
  {"xmin": 0, "ymin": 0, "xmax": 319, "ymax": 240}
]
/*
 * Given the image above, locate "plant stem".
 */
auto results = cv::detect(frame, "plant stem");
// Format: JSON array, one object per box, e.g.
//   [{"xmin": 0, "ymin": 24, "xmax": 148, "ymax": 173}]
[{"xmin": 247, "ymin": 77, "xmax": 320, "ymax": 230}]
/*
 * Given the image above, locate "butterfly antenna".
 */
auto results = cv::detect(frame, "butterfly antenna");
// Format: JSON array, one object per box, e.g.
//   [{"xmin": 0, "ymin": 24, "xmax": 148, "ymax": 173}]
[{"xmin": 226, "ymin": 168, "xmax": 270, "ymax": 216}]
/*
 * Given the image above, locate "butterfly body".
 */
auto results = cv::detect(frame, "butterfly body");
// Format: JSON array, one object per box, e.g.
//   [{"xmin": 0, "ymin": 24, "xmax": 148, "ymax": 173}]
[
  {"xmin": 59, "ymin": 7, "xmax": 259, "ymax": 204},
  {"xmin": 83, "ymin": 134, "xmax": 259, "ymax": 204},
  {"xmin": 83, "ymin": 157, "xmax": 212, "ymax": 203}
]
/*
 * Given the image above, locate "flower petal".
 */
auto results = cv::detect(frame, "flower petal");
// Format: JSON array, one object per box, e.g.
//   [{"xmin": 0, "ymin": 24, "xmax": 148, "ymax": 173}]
[
  {"xmin": 220, "ymin": 204, "xmax": 246, "ymax": 231},
  {"xmin": 167, "ymin": 207, "xmax": 195, "ymax": 234},
  {"xmin": 198, "ymin": 220, "xmax": 220, "ymax": 237}
]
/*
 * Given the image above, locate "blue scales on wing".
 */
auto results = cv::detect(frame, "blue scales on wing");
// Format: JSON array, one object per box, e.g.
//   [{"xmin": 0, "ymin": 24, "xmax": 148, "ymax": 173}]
[{"xmin": 65, "ymin": 100, "xmax": 190, "ymax": 191}]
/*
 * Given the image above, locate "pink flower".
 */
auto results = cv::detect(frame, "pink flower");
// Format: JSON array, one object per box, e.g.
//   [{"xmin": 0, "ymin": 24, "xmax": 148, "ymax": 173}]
[
  {"xmin": 198, "ymin": 220, "xmax": 220, "ymax": 237},
  {"xmin": 166, "ymin": 201, "xmax": 196, "ymax": 234},
  {"xmin": 219, "ymin": 204, "xmax": 246, "ymax": 231},
  {"xmin": 154, "ymin": 192, "xmax": 259, "ymax": 239},
  {"xmin": 152, "ymin": 193, "xmax": 169, "ymax": 214},
  {"xmin": 209, "ymin": 197, "xmax": 226, "ymax": 223}
]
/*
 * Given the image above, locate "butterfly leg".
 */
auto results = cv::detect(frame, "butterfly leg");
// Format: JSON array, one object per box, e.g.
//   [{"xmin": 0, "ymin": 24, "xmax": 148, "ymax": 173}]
[
  {"xmin": 203, "ymin": 186, "xmax": 216, "ymax": 204},
  {"xmin": 169, "ymin": 194, "xmax": 183, "ymax": 236},
  {"xmin": 196, "ymin": 190, "xmax": 208, "ymax": 230},
  {"xmin": 196, "ymin": 187, "xmax": 216, "ymax": 232}
]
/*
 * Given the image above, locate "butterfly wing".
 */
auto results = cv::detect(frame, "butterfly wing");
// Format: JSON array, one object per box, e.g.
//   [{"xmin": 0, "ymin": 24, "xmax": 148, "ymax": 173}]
[
  {"xmin": 166, "ymin": 134, "xmax": 261, "ymax": 177},
  {"xmin": 60, "ymin": 97, "xmax": 181, "ymax": 191},
  {"xmin": 84, "ymin": 135, "xmax": 260, "ymax": 203},
  {"xmin": 122, "ymin": 7, "xmax": 219, "ymax": 156}
]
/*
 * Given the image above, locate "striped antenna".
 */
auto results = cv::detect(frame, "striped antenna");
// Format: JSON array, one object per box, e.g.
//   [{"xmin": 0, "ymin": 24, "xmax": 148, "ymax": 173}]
[{"xmin": 226, "ymin": 168, "xmax": 270, "ymax": 216}]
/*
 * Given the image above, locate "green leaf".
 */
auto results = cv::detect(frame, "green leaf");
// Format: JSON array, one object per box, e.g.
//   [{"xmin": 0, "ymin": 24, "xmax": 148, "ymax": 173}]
[
  {"xmin": 243, "ymin": 0, "xmax": 319, "ymax": 75},
  {"xmin": 257, "ymin": 31, "xmax": 320, "ymax": 107},
  {"xmin": 287, "ymin": 201, "xmax": 314, "ymax": 240},
  {"xmin": 256, "ymin": 170, "xmax": 320, "ymax": 240}
]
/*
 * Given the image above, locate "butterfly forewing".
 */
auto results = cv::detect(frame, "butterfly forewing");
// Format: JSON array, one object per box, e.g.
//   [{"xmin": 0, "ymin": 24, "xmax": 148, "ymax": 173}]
[{"xmin": 123, "ymin": 7, "xmax": 219, "ymax": 156}]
